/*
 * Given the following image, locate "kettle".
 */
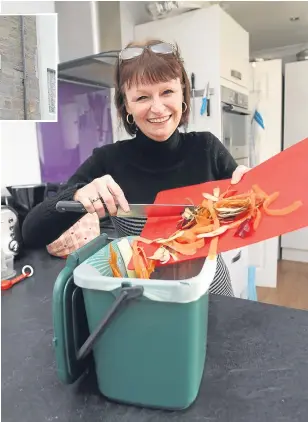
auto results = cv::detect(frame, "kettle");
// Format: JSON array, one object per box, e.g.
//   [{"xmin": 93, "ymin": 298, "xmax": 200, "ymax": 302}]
[
  {"xmin": 5, "ymin": 183, "xmax": 60, "ymax": 227},
  {"xmin": 1, "ymin": 203, "xmax": 22, "ymax": 257}
]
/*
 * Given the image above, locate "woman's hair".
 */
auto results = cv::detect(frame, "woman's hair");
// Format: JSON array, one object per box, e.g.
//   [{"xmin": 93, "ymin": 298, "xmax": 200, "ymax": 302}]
[{"xmin": 114, "ymin": 39, "xmax": 191, "ymax": 136}]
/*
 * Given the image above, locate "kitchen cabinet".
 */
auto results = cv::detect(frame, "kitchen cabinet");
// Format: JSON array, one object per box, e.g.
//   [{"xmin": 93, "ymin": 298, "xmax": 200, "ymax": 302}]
[
  {"xmin": 219, "ymin": 9, "xmax": 250, "ymax": 90},
  {"xmin": 247, "ymin": 59, "xmax": 283, "ymax": 288},
  {"xmin": 281, "ymin": 60, "xmax": 308, "ymax": 263}
]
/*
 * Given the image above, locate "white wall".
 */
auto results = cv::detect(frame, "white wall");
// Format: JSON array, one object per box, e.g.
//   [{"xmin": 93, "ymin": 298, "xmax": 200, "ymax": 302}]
[
  {"xmin": 36, "ymin": 14, "xmax": 58, "ymax": 120},
  {"xmin": 97, "ymin": 1, "xmax": 121, "ymax": 51},
  {"xmin": 119, "ymin": 2, "xmax": 135, "ymax": 49},
  {"xmin": 1, "ymin": 123, "xmax": 42, "ymax": 194},
  {"xmin": 119, "ymin": 1, "xmax": 144, "ymax": 49},
  {"xmin": 55, "ymin": 1, "xmax": 99, "ymax": 62}
]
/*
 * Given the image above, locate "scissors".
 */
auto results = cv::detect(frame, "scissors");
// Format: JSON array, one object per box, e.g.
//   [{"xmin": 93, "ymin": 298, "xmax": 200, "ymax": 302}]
[{"xmin": 1, "ymin": 265, "xmax": 34, "ymax": 290}]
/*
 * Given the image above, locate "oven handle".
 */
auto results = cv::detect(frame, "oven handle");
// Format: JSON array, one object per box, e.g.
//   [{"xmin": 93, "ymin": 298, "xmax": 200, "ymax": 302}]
[{"xmin": 222, "ymin": 103, "xmax": 251, "ymax": 116}]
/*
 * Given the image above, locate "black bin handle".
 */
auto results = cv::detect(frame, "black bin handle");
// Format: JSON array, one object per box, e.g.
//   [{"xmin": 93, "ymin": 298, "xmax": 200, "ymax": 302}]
[{"xmin": 77, "ymin": 285, "xmax": 144, "ymax": 361}]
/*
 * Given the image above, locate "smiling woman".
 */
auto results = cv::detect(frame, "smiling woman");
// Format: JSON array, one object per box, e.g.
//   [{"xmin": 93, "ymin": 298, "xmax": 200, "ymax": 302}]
[{"xmin": 22, "ymin": 38, "xmax": 249, "ymax": 297}]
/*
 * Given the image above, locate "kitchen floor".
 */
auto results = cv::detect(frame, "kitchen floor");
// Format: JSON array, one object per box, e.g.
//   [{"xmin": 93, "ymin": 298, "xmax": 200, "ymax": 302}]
[{"xmin": 257, "ymin": 260, "xmax": 308, "ymax": 311}]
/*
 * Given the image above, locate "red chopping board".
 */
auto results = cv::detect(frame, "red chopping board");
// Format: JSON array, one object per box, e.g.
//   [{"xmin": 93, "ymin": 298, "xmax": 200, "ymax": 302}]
[{"xmin": 128, "ymin": 137, "xmax": 308, "ymax": 269}]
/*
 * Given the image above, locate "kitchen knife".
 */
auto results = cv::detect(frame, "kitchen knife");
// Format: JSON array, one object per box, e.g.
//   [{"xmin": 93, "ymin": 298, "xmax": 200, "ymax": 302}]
[
  {"xmin": 191, "ymin": 72, "xmax": 195, "ymax": 123},
  {"xmin": 56, "ymin": 200, "xmax": 194, "ymax": 218},
  {"xmin": 200, "ymin": 82, "xmax": 210, "ymax": 116}
]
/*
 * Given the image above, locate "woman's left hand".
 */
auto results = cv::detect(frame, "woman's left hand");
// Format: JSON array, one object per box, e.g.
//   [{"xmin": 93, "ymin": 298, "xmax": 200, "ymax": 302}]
[{"xmin": 231, "ymin": 165, "xmax": 250, "ymax": 185}]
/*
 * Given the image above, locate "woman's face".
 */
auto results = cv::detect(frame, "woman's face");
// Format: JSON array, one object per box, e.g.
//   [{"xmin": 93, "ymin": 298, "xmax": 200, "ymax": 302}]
[{"xmin": 125, "ymin": 78, "xmax": 183, "ymax": 141}]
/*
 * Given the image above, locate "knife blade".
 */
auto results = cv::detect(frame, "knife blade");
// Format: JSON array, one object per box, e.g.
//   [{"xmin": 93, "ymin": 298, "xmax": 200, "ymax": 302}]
[{"xmin": 56, "ymin": 200, "xmax": 194, "ymax": 218}]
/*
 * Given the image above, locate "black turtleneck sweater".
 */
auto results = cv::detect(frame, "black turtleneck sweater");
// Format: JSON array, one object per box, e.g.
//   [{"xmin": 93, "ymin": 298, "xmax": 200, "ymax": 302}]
[{"xmin": 22, "ymin": 130, "xmax": 238, "ymax": 248}]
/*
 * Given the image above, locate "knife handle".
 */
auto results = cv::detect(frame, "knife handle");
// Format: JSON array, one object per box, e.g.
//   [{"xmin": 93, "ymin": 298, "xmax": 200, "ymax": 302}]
[
  {"xmin": 56, "ymin": 200, "xmax": 118, "ymax": 216},
  {"xmin": 191, "ymin": 72, "xmax": 195, "ymax": 90},
  {"xmin": 200, "ymin": 98, "xmax": 207, "ymax": 116},
  {"xmin": 56, "ymin": 200, "xmax": 88, "ymax": 213}
]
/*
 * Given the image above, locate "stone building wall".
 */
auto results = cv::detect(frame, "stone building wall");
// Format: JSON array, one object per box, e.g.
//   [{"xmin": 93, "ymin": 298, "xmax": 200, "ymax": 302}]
[{"xmin": 0, "ymin": 15, "xmax": 41, "ymax": 120}]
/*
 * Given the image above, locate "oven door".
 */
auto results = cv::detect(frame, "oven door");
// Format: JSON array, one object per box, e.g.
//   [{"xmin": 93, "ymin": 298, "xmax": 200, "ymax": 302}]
[{"xmin": 221, "ymin": 102, "xmax": 251, "ymax": 165}]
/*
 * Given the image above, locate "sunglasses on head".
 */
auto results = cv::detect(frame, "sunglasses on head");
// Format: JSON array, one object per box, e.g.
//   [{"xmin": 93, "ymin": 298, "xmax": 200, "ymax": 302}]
[{"xmin": 119, "ymin": 42, "xmax": 176, "ymax": 62}]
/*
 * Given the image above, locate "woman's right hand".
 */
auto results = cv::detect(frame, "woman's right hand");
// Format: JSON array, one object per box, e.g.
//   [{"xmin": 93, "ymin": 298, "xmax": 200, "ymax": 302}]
[{"xmin": 73, "ymin": 175, "xmax": 130, "ymax": 218}]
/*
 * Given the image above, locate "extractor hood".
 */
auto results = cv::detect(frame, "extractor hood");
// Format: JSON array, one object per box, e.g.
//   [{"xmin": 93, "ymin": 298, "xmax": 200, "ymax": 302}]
[{"xmin": 58, "ymin": 50, "xmax": 120, "ymax": 88}]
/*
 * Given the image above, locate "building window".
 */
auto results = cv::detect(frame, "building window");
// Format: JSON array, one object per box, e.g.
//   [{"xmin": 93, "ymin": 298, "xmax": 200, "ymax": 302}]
[{"xmin": 47, "ymin": 68, "xmax": 56, "ymax": 114}]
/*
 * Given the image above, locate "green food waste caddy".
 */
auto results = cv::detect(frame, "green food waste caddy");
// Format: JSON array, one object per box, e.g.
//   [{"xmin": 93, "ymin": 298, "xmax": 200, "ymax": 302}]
[{"xmin": 52, "ymin": 234, "xmax": 217, "ymax": 410}]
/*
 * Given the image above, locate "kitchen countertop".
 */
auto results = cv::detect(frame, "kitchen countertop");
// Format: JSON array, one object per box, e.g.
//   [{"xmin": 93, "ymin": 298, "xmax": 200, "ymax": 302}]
[{"xmin": 2, "ymin": 248, "xmax": 308, "ymax": 422}]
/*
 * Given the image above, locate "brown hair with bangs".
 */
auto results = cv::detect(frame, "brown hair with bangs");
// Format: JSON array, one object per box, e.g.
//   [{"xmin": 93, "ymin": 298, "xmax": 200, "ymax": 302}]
[{"xmin": 114, "ymin": 39, "xmax": 191, "ymax": 136}]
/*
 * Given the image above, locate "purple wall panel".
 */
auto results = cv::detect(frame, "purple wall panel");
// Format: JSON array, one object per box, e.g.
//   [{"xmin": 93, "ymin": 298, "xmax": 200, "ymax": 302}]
[{"xmin": 36, "ymin": 81, "xmax": 113, "ymax": 183}]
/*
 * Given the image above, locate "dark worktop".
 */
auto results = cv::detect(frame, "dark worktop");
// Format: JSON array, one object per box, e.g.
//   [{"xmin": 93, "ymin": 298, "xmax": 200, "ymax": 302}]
[{"xmin": 2, "ymin": 249, "xmax": 308, "ymax": 422}]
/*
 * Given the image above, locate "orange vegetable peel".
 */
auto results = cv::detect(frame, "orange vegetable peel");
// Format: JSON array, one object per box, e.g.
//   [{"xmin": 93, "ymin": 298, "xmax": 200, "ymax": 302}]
[{"xmin": 110, "ymin": 184, "xmax": 303, "ymax": 279}]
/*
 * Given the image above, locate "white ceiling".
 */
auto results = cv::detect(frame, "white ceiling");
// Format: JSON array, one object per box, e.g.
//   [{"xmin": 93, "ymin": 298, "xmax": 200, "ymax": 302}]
[
  {"xmin": 221, "ymin": 1, "xmax": 308, "ymax": 52},
  {"xmin": 132, "ymin": 1, "xmax": 308, "ymax": 53}
]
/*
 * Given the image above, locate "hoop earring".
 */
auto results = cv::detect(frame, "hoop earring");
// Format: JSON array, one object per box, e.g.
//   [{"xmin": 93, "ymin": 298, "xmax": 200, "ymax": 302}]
[
  {"xmin": 182, "ymin": 102, "xmax": 187, "ymax": 113},
  {"xmin": 126, "ymin": 114, "xmax": 134, "ymax": 125}
]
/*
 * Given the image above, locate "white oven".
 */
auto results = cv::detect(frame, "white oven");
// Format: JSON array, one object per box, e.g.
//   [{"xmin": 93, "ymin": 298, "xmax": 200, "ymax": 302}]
[{"xmin": 221, "ymin": 86, "xmax": 251, "ymax": 166}]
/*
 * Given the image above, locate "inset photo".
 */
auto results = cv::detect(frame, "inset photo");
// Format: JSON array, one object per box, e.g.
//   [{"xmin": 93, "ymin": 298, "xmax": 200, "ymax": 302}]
[{"xmin": 0, "ymin": 14, "xmax": 57, "ymax": 121}]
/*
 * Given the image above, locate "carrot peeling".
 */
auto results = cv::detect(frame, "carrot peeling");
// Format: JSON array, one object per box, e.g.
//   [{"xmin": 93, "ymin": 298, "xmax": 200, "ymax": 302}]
[
  {"xmin": 253, "ymin": 208, "xmax": 262, "ymax": 230},
  {"xmin": 264, "ymin": 199, "xmax": 303, "ymax": 216},
  {"xmin": 132, "ymin": 240, "xmax": 155, "ymax": 279},
  {"xmin": 208, "ymin": 237, "xmax": 219, "ymax": 260},
  {"xmin": 109, "ymin": 244, "xmax": 123, "ymax": 278}
]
